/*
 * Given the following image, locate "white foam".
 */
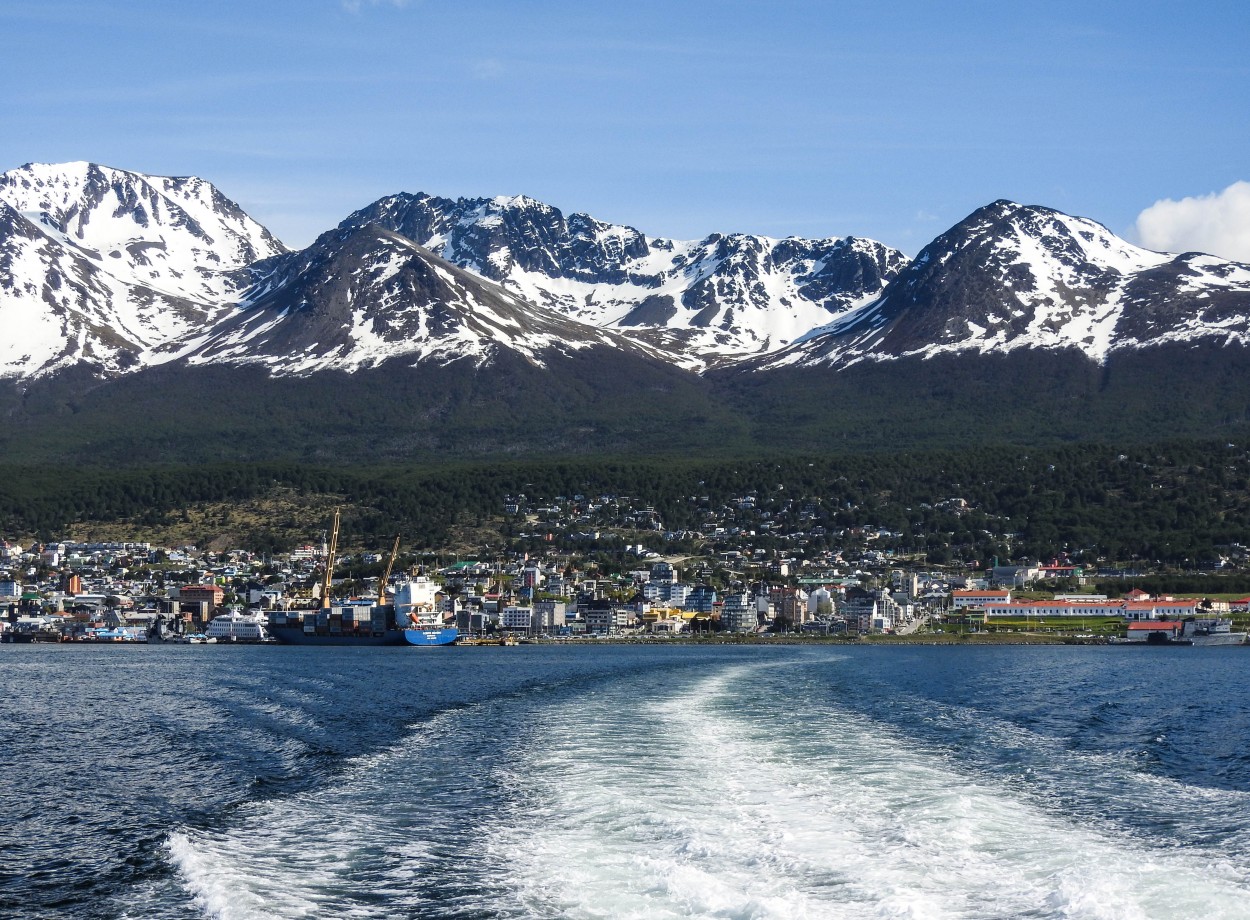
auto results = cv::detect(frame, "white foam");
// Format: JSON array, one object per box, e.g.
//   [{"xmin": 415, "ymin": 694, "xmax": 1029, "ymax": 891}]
[
  {"xmin": 483, "ymin": 661, "xmax": 1250, "ymax": 919},
  {"xmin": 157, "ymin": 657, "xmax": 1250, "ymax": 919}
]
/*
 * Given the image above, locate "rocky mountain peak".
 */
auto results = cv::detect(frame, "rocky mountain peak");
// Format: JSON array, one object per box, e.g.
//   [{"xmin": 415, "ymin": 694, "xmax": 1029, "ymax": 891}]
[
  {"xmin": 180, "ymin": 219, "xmax": 648, "ymax": 376},
  {"xmin": 775, "ymin": 199, "xmax": 1250, "ymax": 371},
  {"xmin": 0, "ymin": 161, "xmax": 286, "ymax": 304},
  {"xmin": 341, "ymin": 190, "xmax": 907, "ymax": 365}
]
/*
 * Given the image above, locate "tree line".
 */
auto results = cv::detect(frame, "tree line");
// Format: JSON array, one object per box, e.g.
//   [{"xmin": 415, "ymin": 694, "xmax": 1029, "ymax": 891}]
[{"xmin": 1, "ymin": 437, "xmax": 1249, "ymax": 566}]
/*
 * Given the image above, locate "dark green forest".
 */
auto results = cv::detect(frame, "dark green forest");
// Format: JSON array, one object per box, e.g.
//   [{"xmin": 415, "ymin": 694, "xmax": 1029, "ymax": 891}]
[{"xmin": 3, "ymin": 438, "xmax": 1249, "ymax": 567}]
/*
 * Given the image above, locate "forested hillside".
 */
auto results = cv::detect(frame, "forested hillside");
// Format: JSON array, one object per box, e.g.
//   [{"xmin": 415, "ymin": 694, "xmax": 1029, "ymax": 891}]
[{"xmin": 3, "ymin": 439, "xmax": 1249, "ymax": 568}]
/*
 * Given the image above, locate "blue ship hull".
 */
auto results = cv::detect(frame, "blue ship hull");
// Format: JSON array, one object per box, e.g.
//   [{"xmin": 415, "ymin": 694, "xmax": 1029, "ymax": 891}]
[{"xmin": 402, "ymin": 627, "xmax": 460, "ymax": 647}]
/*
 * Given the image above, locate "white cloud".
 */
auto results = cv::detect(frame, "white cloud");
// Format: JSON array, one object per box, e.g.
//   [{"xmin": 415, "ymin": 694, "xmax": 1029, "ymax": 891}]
[
  {"xmin": 341, "ymin": 0, "xmax": 410, "ymax": 12},
  {"xmin": 1134, "ymin": 180, "xmax": 1250, "ymax": 263}
]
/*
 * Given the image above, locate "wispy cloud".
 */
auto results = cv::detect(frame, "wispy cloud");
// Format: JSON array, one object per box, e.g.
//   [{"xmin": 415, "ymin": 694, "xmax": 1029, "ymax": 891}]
[
  {"xmin": 1134, "ymin": 181, "xmax": 1250, "ymax": 262},
  {"xmin": 341, "ymin": 0, "xmax": 411, "ymax": 12},
  {"xmin": 470, "ymin": 58, "xmax": 505, "ymax": 81}
]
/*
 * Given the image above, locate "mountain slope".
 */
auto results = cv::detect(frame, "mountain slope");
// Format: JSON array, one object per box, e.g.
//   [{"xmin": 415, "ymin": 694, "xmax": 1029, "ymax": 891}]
[
  {"xmin": 341, "ymin": 192, "xmax": 908, "ymax": 366},
  {"xmin": 0, "ymin": 198, "xmax": 211, "ymax": 377},
  {"xmin": 772, "ymin": 200, "xmax": 1250, "ymax": 369},
  {"xmin": 181, "ymin": 223, "xmax": 664, "ymax": 376},
  {"xmin": 0, "ymin": 162, "xmax": 288, "ymax": 379},
  {"xmin": 0, "ymin": 161, "xmax": 285, "ymax": 303}
]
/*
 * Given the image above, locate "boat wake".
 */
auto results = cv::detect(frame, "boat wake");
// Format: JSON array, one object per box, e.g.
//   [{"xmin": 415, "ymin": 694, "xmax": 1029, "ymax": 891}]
[
  {"xmin": 155, "ymin": 655, "xmax": 1250, "ymax": 919},
  {"xmin": 483, "ymin": 661, "xmax": 1250, "ymax": 919}
]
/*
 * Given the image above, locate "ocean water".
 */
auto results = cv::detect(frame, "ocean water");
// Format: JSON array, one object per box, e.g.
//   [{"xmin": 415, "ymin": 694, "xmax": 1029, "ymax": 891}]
[{"xmin": 2, "ymin": 643, "xmax": 1249, "ymax": 919}]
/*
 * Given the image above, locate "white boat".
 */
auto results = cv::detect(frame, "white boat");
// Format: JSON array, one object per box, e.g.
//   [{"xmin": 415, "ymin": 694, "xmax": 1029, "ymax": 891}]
[{"xmin": 205, "ymin": 609, "xmax": 270, "ymax": 642}]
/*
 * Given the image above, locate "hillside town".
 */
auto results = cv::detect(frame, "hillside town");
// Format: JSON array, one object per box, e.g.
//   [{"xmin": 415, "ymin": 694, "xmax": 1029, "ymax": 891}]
[{"xmin": 3, "ymin": 491, "xmax": 1247, "ymax": 645}]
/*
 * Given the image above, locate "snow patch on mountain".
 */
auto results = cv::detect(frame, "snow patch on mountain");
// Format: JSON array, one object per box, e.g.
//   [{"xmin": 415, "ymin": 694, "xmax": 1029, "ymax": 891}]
[
  {"xmin": 0, "ymin": 161, "xmax": 285, "ymax": 305},
  {"xmin": 0, "ymin": 200, "xmax": 215, "ymax": 377},
  {"xmin": 0, "ymin": 162, "xmax": 289, "ymax": 378},
  {"xmin": 341, "ymin": 193, "xmax": 908, "ymax": 368},
  {"xmin": 771, "ymin": 200, "xmax": 1250, "ymax": 371}
]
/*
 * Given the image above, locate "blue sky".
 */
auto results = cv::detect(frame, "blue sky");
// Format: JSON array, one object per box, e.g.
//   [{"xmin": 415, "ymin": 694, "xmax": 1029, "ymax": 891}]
[{"xmin": 4, "ymin": 0, "xmax": 1248, "ymax": 256}]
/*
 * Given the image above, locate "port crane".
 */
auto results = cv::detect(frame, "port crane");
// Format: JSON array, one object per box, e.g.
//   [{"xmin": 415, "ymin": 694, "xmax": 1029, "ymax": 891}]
[
  {"xmin": 377, "ymin": 535, "xmax": 401, "ymax": 608},
  {"xmin": 319, "ymin": 511, "xmax": 340, "ymax": 610}
]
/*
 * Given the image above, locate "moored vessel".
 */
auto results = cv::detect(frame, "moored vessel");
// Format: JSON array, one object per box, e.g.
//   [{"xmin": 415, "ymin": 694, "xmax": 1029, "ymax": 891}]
[
  {"xmin": 205, "ymin": 609, "xmax": 271, "ymax": 642},
  {"xmin": 1112, "ymin": 616, "xmax": 1248, "ymax": 646},
  {"xmin": 267, "ymin": 517, "xmax": 457, "ymax": 647},
  {"xmin": 1183, "ymin": 617, "xmax": 1248, "ymax": 646}
]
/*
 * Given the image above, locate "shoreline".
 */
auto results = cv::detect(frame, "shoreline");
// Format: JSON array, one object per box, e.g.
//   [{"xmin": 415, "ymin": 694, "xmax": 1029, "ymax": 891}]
[{"xmin": 524, "ymin": 633, "xmax": 1089, "ymax": 647}]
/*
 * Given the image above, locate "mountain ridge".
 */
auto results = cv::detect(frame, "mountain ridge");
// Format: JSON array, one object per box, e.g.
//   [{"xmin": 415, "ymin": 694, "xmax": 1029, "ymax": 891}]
[
  {"xmin": 4, "ymin": 162, "xmax": 1250, "ymax": 464},
  {"xmin": 766, "ymin": 199, "xmax": 1250, "ymax": 371},
  {"xmin": 178, "ymin": 221, "xmax": 671, "ymax": 375},
  {"xmin": 0, "ymin": 161, "xmax": 286, "ymax": 378},
  {"xmin": 341, "ymin": 191, "xmax": 909, "ymax": 366}
]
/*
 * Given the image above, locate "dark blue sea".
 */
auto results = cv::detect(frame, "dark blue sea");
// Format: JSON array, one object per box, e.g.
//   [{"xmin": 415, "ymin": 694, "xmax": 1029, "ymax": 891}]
[{"xmin": 2, "ymin": 643, "xmax": 1249, "ymax": 919}]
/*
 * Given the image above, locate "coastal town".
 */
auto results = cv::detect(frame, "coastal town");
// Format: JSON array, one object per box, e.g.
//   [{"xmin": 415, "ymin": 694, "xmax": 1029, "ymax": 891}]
[{"xmin": 3, "ymin": 489, "xmax": 1248, "ymax": 646}]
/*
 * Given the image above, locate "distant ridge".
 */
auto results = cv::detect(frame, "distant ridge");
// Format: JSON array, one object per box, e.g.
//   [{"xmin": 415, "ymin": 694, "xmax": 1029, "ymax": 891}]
[{"xmin": 2, "ymin": 161, "xmax": 1250, "ymax": 464}]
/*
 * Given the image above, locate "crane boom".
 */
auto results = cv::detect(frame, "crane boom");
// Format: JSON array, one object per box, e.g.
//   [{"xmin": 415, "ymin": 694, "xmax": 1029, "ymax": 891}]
[
  {"xmin": 378, "ymin": 535, "xmax": 401, "ymax": 607},
  {"xmin": 320, "ymin": 510, "xmax": 340, "ymax": 610}
]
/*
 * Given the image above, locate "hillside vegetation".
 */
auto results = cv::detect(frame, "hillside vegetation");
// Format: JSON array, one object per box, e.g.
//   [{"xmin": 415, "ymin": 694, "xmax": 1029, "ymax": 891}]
[{"xmin": 3, "ymin": 439, "xmax": 1250, "ymax": 570}]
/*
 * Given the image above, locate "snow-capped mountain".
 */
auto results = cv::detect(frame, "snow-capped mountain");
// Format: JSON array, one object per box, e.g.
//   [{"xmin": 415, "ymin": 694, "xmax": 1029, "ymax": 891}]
[
  {"xmin": 0, "ymin": 162, "xmax": 285, "ymax": 302},
  {"xmin": 181, "ymin": 222, "xmax": 659, "ymax": 376},
  {"xmin": 6, "ymin": 163, "xmax": 1250, "ymax": 463},
  {"xmin": 341, "ymin": 192, "xmax": 908, "ymax": 367},
  {"xmin": 772, "ymin": 200, "xmax": 1250, "ymax": 370},
  {"xmin": 0, "ymin": 162, "xmax": 286, "ymax": 377},
  {"xmin": 0, "ymin": 197, "xmax": 211, "ymax": 377},
  {"xmin": 5, "ymin": 161, "xmax": 1250, "ymax": 397}
]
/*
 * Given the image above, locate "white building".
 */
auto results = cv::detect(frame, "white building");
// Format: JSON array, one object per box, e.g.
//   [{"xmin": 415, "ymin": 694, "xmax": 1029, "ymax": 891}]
[
  {"xmin": 839, "ymin": 597, "xmax": 891, "ymax": 634},
  {"xmin": 808, "ymin": 586, "xmax": 834, "ymax": 618},
  {"xmin": 585, "ymin": 606, "xmax": 633, "ymax": 634},
  {"xmin": 952, "ymin": 589, "xmax": 1011, "ymax": 609},
  {"xmin": 501, "ymin": 606, "xmax": 535, "ymax": 631}
]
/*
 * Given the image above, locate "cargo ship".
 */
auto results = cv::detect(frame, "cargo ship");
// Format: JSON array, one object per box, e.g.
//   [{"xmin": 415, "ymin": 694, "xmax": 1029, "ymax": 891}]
[
  {"xmin": 267, "ymin": 515, "xmax": 458, "ymax": 647},
  {"xmin": 267, "ymin": 593, "xmax": 458, "ymax": 647},
  {"xmin": 266, "ymin": 606, "xmax": 458, "ymax": 646}
]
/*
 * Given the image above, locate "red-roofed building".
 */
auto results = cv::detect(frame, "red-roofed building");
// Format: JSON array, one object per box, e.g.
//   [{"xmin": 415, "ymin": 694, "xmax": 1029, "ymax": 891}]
[
  {"xmin": 1123, "ymin": 599, "xmax": 1199, "ymax": 621},
  {"xmin": 1124, "ymin": 620, "xmax": 1184, "ymax": 642}
]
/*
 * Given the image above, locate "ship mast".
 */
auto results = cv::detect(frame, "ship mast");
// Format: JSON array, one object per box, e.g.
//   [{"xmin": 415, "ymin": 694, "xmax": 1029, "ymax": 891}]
[{"xmin": 320, "ymin": 511, "xmax": 340, "ymax": 610}]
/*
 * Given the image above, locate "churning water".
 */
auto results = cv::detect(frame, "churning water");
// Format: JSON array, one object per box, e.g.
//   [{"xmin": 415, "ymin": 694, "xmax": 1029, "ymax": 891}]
[{"xmin": 3, "ymin": 643, "xmax": 1249, "ymax": 918}]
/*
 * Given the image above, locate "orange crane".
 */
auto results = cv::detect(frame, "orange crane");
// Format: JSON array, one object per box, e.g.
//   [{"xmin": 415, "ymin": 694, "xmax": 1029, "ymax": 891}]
[
  {"xmin": 377, "ymin": 535, "xmax": 401, "ymax": 608},
  {"xmin": 320, "ymin": 511, "xmax": 340, "ymax": 610}
]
